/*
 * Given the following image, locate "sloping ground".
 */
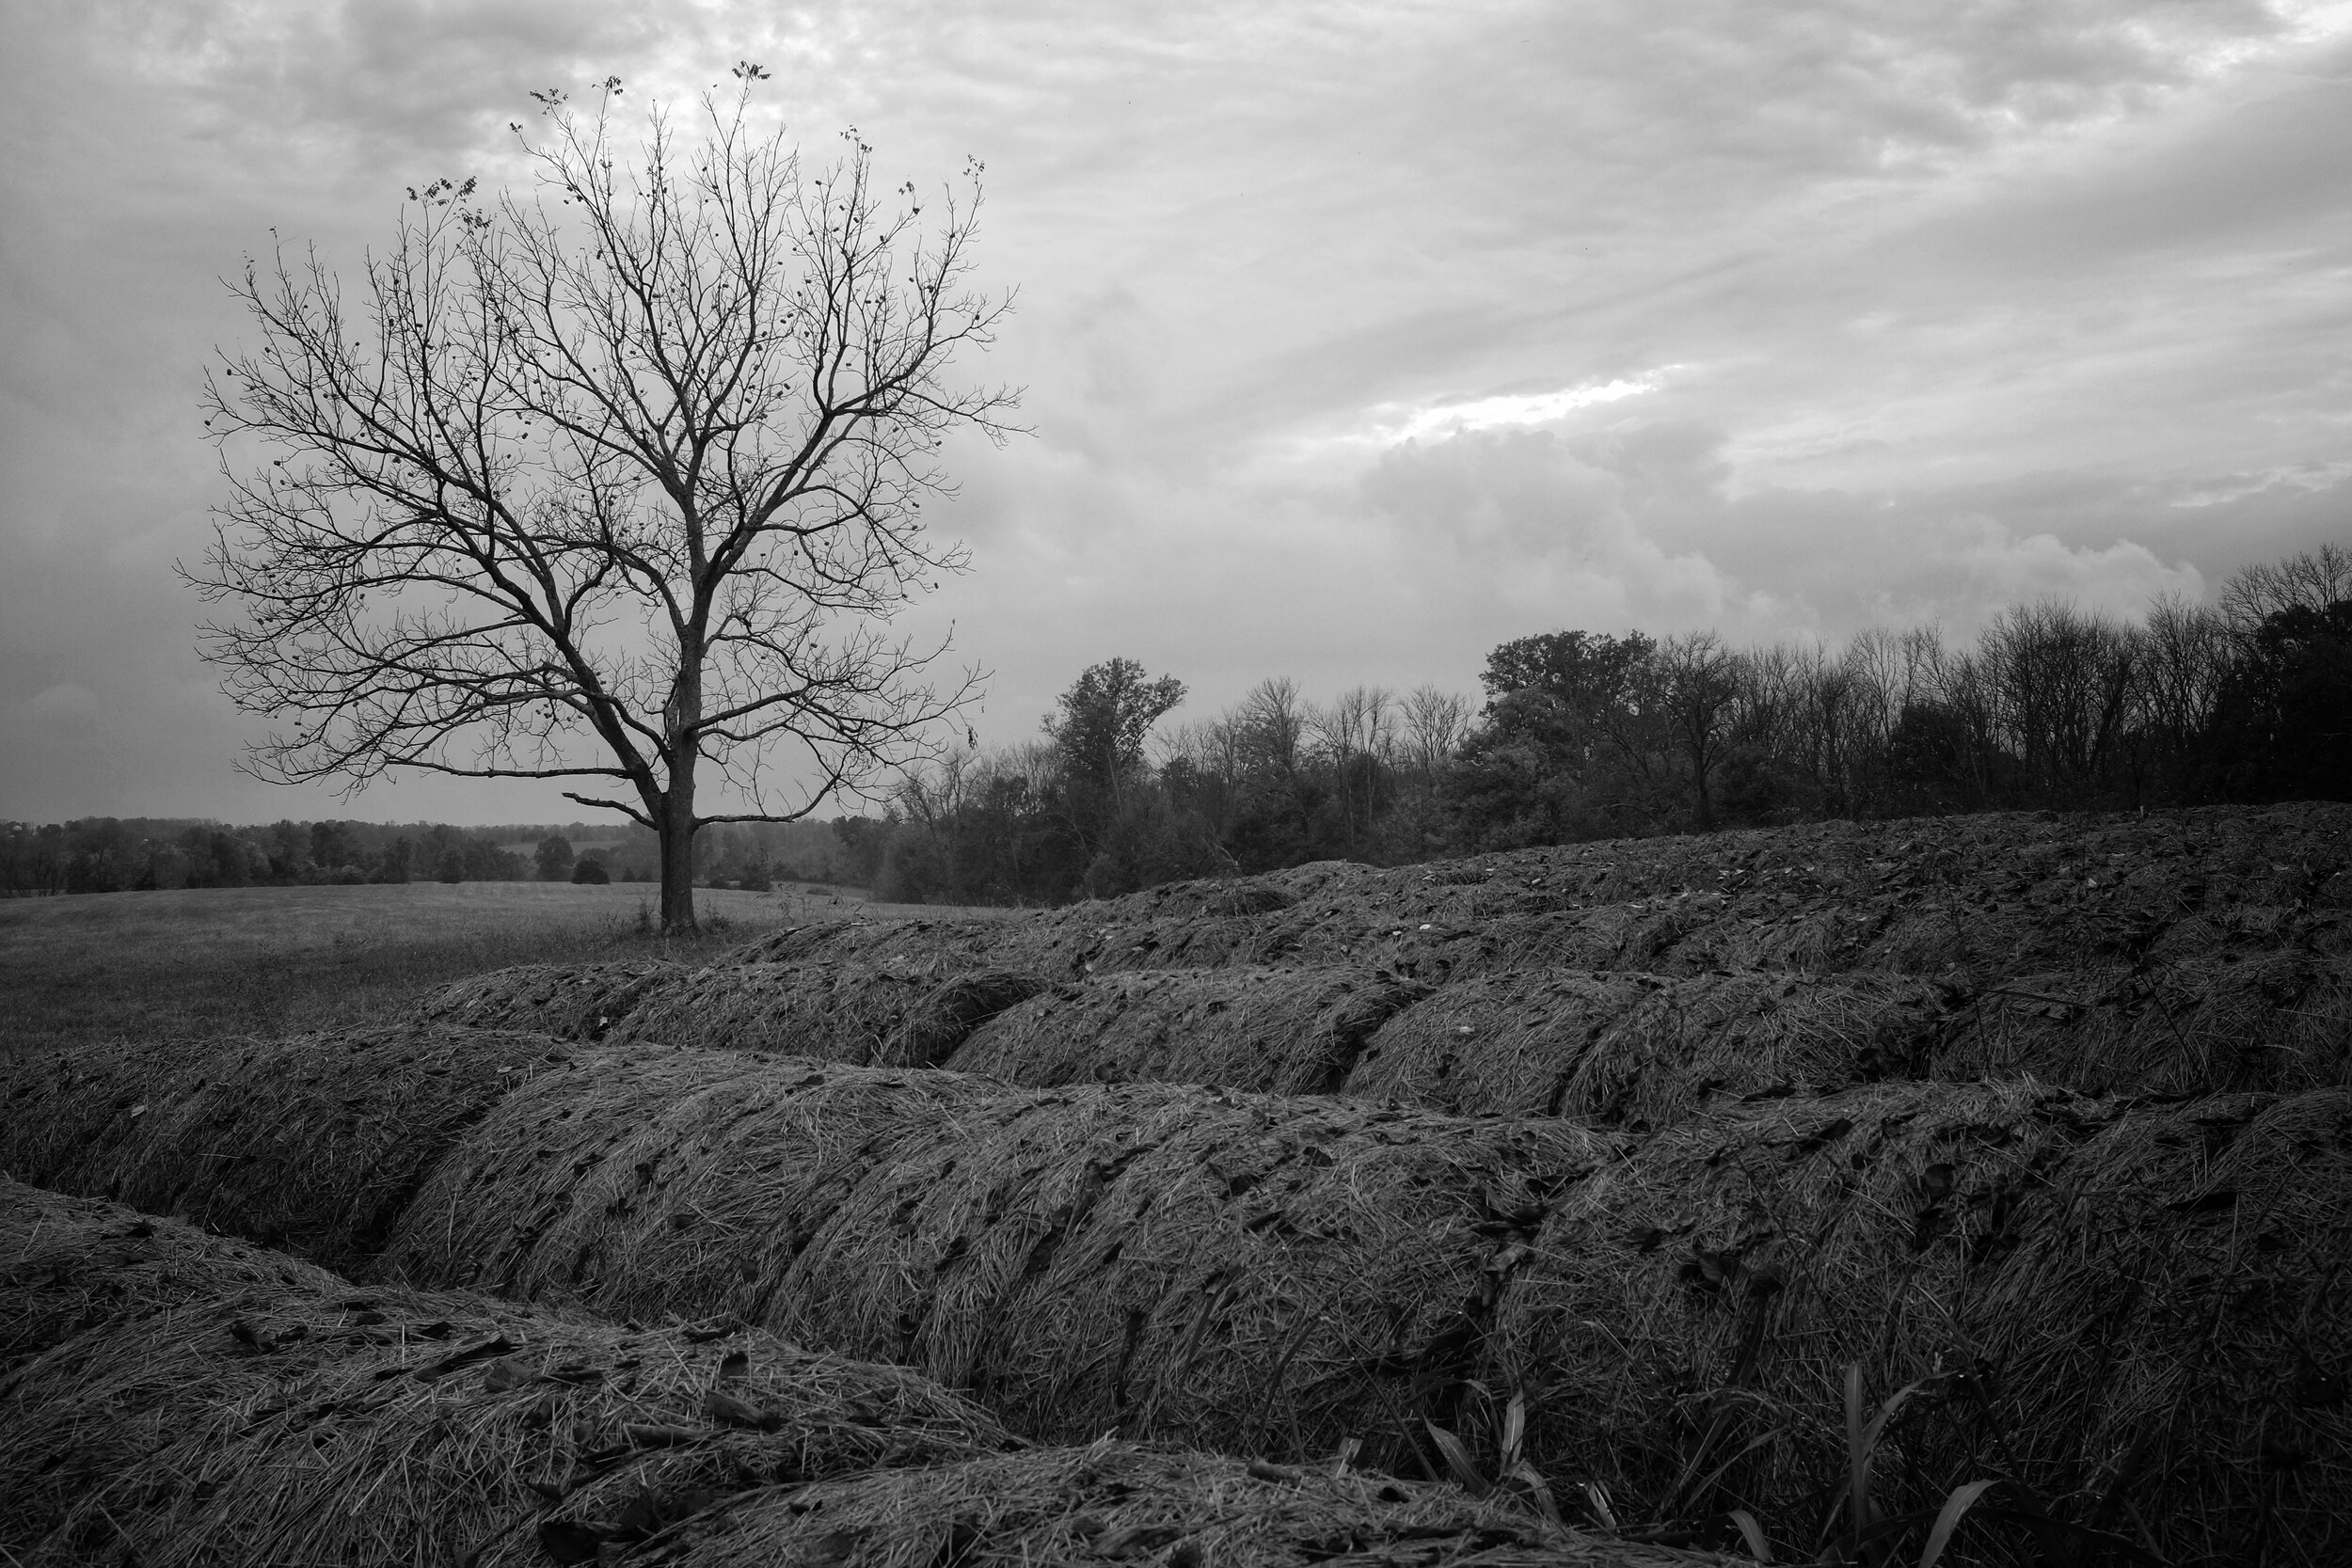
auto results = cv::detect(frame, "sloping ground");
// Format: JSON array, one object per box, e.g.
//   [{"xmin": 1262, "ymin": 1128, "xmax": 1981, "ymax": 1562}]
[
  {"xmin": 378, "ymin": 1046, "xmax": 1618, "ymax": 1465},
  {"xmin": 0, "ymin": 1180, "xmax": 1003, "ymax": 1566},
  {"xmin": 0, "ymin": 1023, "xmax": 568, "ymax": 1268},
  {"xmin": 1, "ymin": 1181, "xmax": 1719, "ymax": 1568}
]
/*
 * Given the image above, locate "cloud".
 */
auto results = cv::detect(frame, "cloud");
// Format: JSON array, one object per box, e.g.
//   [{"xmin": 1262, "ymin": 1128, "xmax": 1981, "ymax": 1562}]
[
  {"xmin": 4, "ymin": 0, "xmax": 2348, "ymax": 817},
  {"xmin": 24, "ymin": 682, "xmax": 100, "ymax": 728}
]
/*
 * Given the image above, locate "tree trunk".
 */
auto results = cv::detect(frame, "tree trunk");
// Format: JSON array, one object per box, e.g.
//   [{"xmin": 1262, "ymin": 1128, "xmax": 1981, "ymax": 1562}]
[
  {"xmin": 658, "ymin": 723, "xmax": 699, "ymax": 934},
  {"xmin": 659, "ymin": 800, "xmax": 698, "ymax": 934}
]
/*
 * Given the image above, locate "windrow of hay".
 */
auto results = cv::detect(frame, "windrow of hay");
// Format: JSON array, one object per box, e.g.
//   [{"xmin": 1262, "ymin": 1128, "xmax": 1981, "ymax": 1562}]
[
  {"xmin": 1946, "ymin": 951, "xmax": 2352, "ymax": 1096},
  {"xmin": 0, "ymin": 1181, "xmax": 1005, "ymax": 1568},
  {"xmin": 976, "ymin": 802, "xmax": 2348, "ymax": 986},
  {"xmin": 946, "ymin": 966, "xmax": 1429, "ymax": 1094},
  {"xmin": 0, "ymin": 1023, "xmax": 565, "ymax": 1269},
  {"xmin": 417, "ymin": 959, "xmax": 691, "ymax": 1039},
  {"xmin": 1282, "ymin": 801, "xmax": 2352, "ymax": 937},
  {"xmin": 1343, "ymin": 970, "xmax": 1952, "ymax": 1124},
  {"xmin": 644, "ymin": 1439, "xmax": 1724, "ymax": 1568},
  {"xmin": 1342, "ymin": 955, "xmax": 2352, "ymax": 1122},
  {"xmin": 380, "ymin": 1047, "xmax": 1622, "ymax": 1466},
  {"xmin": 731, "ymin": 916, "xmax": 1013, "ymax": 972},
  {"xmin": 1484, "ymin": 1083, "xmax": 2352, "ymax": 1566},
  {"xmin": 613, "ymin": 960, "xmax": 1048, "ymax": 1067}
]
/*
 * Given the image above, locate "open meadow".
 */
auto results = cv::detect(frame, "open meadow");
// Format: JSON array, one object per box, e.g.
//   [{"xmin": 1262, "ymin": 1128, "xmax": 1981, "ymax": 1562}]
[
  {"xmin": 0, "ymin": 880, "xmax": 1007, "ymax": 1054},
  {"xmin": 4, "ymin": 803, "xmax": 2347, "ymax": 1566}
]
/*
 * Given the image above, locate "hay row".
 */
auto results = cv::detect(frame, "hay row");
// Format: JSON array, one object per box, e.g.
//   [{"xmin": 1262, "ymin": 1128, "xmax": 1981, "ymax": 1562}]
[
  {"xmin": 419, "ymin": 957, "xmax": 691, "ymax": 1038},
  {"xmin": 615, "ymin": 960, "xmax": 1049, "ymax": 1067},
  {"xmin": 13, "ymin": 1027, "xmax": 2345, "ymax": 1560},
  {"xmin": 803, "ymin": 801, "xmax": 2349, "ymax": 985},
  {"xmin": 0, "ymin": 1023, "xmax": 564, "ymax": 1269},
  {"xmin": 1346, "ymin": 953, "xmax": 2352, "ymax": 1122},
  {"xmin": 1216, "ymin": 800, "xmax": 2352, "ymax": 939},
  {"xmin": 644, "ymin": 1441, "xmax": 1721, "ymax": 1567},
  {"xmin": 946, "ymin": 965, "xmax": 1429, "ymax": 1095},
  {"xmin": 377, "ymin": 1046, "xmax": 1619, "ymax": 1465},
  {"xmin": 377, "ymin": 1058, "xmax": 2348, "ymax": 1564},
  {"xmin": 415, "ymin": 959, "xmax": 1049, "ymax": 1068},
  {"xmin": 803, "ymin": 953, "xmax": 2349, "ymax": 1121},
  {"xmin": 1489, "ymin": 1083, "xmax": 2352, "ymax": 1566},
  {"xmin": 0, "ymin": 1180, "xmax": 1004, "ymax": 1567}
]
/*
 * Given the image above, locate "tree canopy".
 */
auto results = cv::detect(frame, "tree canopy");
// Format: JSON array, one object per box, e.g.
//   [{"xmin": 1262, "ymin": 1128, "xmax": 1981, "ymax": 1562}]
[{"xmin": 188, "ymin": 69, "xmax": 1017, "ymax": 930}]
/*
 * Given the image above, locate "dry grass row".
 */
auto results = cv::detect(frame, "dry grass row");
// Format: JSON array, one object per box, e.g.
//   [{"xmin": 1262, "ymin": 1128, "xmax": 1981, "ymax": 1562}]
[
  {"xmin": 417, "ymin": 959, "xmax": 1049, "ymax": 1068},
  {"xmin": 1486, "ymin": 1082, "xmax": 2352, "ymax": 1566},
  {"xmin": 373, "ymin": 1056, "xmax": 2347, "ymax": 1565},
  {"xmin": 380, "ymin": 1046, "xmax": 1615, "ymax": 1466},
  {"xmin": 888, "ymin": 801, "xmax": 2351, "ymax": 984},
  {"xmin": 644, "ymin": 1441, "xmax": 1717, "ymax": 1567},
  {"xmin": 0, "ymin": 1023, "xmax": 565, "ymax": 1269},
  {"xmin": 418, "ymin": 958, "xmax": 691, "ymax": 1039},
  {"xmin": 9, "ymin": 1028, "xmax": 2345, "ymax": 1561},
  {"xmin": 946, "ymin": 965, "xmax": 1428, "ymax": 1094},
  {"xmin": 1347, "ymin": 953, "xmax": 2352, "ymax": 1122},
  {"xmin": 0, "ymin": 1180, "xmax": 1004, "ymax": 1567}
]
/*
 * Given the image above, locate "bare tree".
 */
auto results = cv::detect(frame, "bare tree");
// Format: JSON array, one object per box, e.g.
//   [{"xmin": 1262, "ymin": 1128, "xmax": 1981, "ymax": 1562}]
[
  {"xmin": 187, "ymin": 71, "xmax": 1017, "ymax": 930},
  {"xmin": 1310, "ymin": 685, "xmax": 1393, "ymax": 852},
  {"xmin": 2220, "ymin": 542, "xmax": 2351, "ymax": 632},
  {"xmin": 1654, "ymin": 632, "xmax": 1742, "ymax": 829}
]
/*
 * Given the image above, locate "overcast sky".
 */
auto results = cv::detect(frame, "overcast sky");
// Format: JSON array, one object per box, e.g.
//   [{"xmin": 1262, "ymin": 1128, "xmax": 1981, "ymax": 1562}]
[{"xmin": 4, "ymin": 0, "xmax": 2348, "ymax": 825}]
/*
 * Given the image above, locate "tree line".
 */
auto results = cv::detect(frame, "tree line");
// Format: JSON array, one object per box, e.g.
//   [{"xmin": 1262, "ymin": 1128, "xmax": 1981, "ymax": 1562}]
[
  {"xmin": 0, "ymin": 814, "xmax": 880, "ymax": 899},
  {"xmin": 870, "ymin": 544, "xmax": 2352, "ymax": 905}
]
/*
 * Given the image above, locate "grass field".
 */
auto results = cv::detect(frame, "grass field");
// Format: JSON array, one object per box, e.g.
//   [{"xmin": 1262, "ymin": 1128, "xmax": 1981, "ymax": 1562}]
[{"xmin": 0, "ymin": 880, "xmax": 1009, "ymax": 1054}]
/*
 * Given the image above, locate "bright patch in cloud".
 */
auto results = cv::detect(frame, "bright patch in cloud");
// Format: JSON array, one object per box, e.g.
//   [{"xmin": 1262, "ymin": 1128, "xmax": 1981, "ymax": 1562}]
[{"xmin": 1375, "ymin": 375, "xmax": 1667, "ymax": 445}]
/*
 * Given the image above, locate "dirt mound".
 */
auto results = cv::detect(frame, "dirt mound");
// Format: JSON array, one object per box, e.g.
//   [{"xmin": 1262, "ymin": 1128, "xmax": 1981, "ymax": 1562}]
[
  {"xmin": 379, "ymin": 1047, "xmax": 1619, "ymax": 1466},
  {"xmin": 946, "ymin": 965, "xmax": 1428, "ymax": 1093},
  {"xmin": 614, "ymin": 960, "xmax": 1047, "ymax": 1066},
  {"xmin": 417, "ymin": 959, "xmax": 690, "ymax": 1039},
  {"xmin": 0, "ymin": 1023, "xmax": 564, "ymax": 1269},
  {"xmin": 0, "ymin": 1180, "xmax": 1003, "ymax": 1567},
  {"xmin": 1488, "ymin": 1083, "xmax": 2352, "ymax": 1565},
  {"xmin": 655, "ymin": 1440, "xmax": 1718, "ymax": 1567}
]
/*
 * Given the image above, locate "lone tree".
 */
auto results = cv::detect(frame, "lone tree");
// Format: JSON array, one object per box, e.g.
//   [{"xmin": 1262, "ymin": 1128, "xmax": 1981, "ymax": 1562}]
[{"xmin": 189, "ymin": 69, "xmax": 1017, "ymax": 931}]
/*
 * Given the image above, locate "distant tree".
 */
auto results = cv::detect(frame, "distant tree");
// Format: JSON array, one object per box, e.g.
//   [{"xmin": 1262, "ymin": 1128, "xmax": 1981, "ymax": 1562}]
[
  {"xmin": 1044, "ymin": 657, "xmax": 1186, "ymax": 858},
  {"xmin": 1046, "ymin": 659, "xmax": 1186, "ymax": 806},
  {"xmin": 189, "ymin": 70, "xmax": 1016, "ymax": 933},
  {"xmin": 433, "ymin": 847, "xmax": 466, "ymax": 883},
  {"xmin": 376, "ymin": 835, "xmax": 413, "ymax": 884},
  {"xmin": 571, "ymin": 855, "xmax": 612, "ymax": 884},
  {"xmin": 2212, "ymin": 599, "xmax": 2352, "ymax": 801},
  {"xmin": 534, "ymin": 834, "xmax": 577, "ymax": 882},
  {"xmin": 1654, "ymin": 632, "xmax": 1742, "ymax": 829}
]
